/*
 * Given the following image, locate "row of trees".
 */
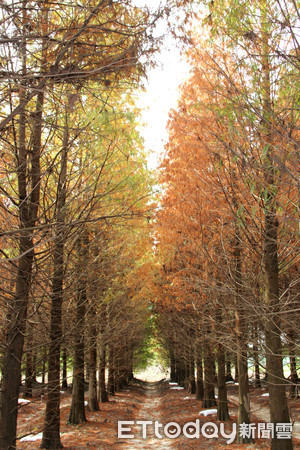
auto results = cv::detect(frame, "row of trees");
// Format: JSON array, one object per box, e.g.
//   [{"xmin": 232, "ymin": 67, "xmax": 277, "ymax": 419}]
[
  {"xmin": 0, "ymin": 0, "xmax": 172, "ymax": 448},
  {"xmin": 154, "ymin": 1, "xmax": 299, "ymax": 450}
]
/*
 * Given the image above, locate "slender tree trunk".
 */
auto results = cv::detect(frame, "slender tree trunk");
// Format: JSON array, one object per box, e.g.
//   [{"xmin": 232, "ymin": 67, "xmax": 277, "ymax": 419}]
[
  {"xmin": 108, "ymin": 343, "xmax": 115, "ymax": 395},
  {"xmin": 196, "ymin": 345, "xmax": 204, "ymax": 401},
  {"xmin": 41, "ymin": 116, "xmax": 68, "ymax": 449},
  {"xmin": 99, "ymin": 339, "xmax": 109, "ymax": 402},
  {"xmin": 226, "ymin": 352, "xmax": 234, "ymax": 381},
  {"xmin": 98, "ymin": 302, "xmax": 109, "ymax": 403},
  {"xmin": 264, "ymin": 213, "xmax": 292, "ymax": 449},
  {"xmin": 88, "ymin": 336, "xmax": 99, "ymax": 411},
  {"xmin": 188, "ymin": 346, "xmax": 196, "ymax": 394},
  {"xmin": 217, "ymin": 332, "xmax": 230, "ymax": 421},
  {"xmin": 68, "ymin": 233, "xmax": 88, "ymax": 424},
  {"xmin": 0, "ymin": 35, "xmax": 44, "ymax": 445},
  {"xmin": 177, "ymin": 358, "xmax": 186, "ymax": 386},
  {"xmin": 202, "ymin": 337, "xmax": 216, "ymax": 408},
  {"xmin": 234, "ymin": 354, "xmax": 238, "ymax": 382},
  {"xmin": 170, "ymin": 347, "xmax": 176, "ymax": 381},
  {"xmin": 62, "ymin": 347, "xmax": 68, "ymax": 389},
  {"xmin": 42, "ymin": 347, "xmax": 47, "ymax": 385},
  {"xmin": 260, "ymin": 8, "xmax": 292, "ymax": 447},
  {"xmin": 233, "ymin": 226, "xmax": 252, "ymax": 443},
  {"xmin": 32, "ymin": 349, "xmax": 37, "ymax": 383},
  {"xmin": 41, "ymin": 238, "xmax": 64, "ymax": 448},
  {"xmin": 25, "ymin": 348, "xmax": 33, "ymax": 398},
  {"xmin": 253, "ymin": 325, "xmax": 261, "ymax": 388}
]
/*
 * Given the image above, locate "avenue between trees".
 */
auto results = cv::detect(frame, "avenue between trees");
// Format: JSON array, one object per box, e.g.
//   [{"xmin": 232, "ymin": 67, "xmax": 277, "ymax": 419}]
[{"xmin": 0, "ymin": 1, "xmax": 298, "ymax": 449}]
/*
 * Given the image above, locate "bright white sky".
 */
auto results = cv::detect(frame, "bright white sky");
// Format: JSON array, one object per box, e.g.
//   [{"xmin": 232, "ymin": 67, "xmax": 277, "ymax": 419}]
[
  {"xmin": 137, "ymin": 43, "xmax": 190, "ymax": 169},
  {"xmin": 133, "ymin": 0, "xmax": 191, "ymax": 169}
]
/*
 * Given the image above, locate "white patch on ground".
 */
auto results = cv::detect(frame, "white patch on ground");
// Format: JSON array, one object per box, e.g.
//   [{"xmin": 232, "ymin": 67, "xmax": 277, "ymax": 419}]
[
  {"xmin": 261, "ymin": 393, "xmax": 269, "ymax": 397},
  {"xmin": 20, "ymin": 432, "xmax": 43, "ymax": 442},
  {"xmin": 18, "ymin": 398, "xmax": 30, "ymax": 404},
  {"xmin": 198, "ymin": 409, "xmax": 217, "ymax": 416},
  {"xmin": 170, "ymin": 386, "xmax": 184, "ymax": 390}
]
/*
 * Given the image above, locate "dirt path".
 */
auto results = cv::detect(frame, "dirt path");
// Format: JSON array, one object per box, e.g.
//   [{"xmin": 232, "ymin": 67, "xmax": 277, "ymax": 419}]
[{"xmin": 122, "ymin": 381, "xmax": 172, "ymax": 449}]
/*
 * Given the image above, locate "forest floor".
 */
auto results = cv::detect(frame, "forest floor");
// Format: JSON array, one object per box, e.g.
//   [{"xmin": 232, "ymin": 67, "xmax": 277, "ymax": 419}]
[{"xmin": 17, "ymin": 379, "xmax": 300, "ymax": 449}]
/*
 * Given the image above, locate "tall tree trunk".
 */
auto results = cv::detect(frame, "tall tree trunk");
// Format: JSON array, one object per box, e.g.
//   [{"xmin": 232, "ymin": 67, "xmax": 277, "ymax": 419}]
[
  {"xmin": 217, "ymin": 342, "xmax": 230, "ymax": 421},
  {"xmin": 253, "ymin": 324, "xmax": 261, "ymax": 388},
  {"xmin": 188, "ymin": 345, "xmax": 196, "ymax": 394},
  {"xmin": 234, "ymin": 354, "xmax": 238, "ymax": 382},
  {"xmin": 216, "ymin": 309, "xmax": 230, "ymax": 421},
  {"xmin": 226, "ymin": 352, "xmax": 234, "ymax": 381},
  {"xmin": 0, "ymin": 28, "xmax": 44, "ymax": 444},
  {"xmin": 99, "ymin": 338, "xmax": 109, "ymax": 402},
  {"xmin": 62, "ymin": 347, "xmax": 68, "ymax": 389},
  {"xmin": 170, "ymin": 347, "xmax": 176, "ymax": 381},
  {"xmin": 68, "ymin": 232, "xmax": 88, "ymax": 425},
  {"xmin": 264, "ymin": 210, "xmax": 292, "ymax": 449},
  {"xmin": 41, "ymin": 116, "xmax": 68, "ymax": 449},
  {"xmin": 88, "ymin": 309, "xmax": 99, "ymax": 411},
  {"xmin": 233, "ymin": 226, "xmax": 252, "ymax": 443},
  {"xmin": 264, "ymin": 212, "xmax": 292, "ymax": 449},
  {"xmin": 177, "ymin": 358, "xmax": 186, "ymax": 386},
  {"xmin": 88, "ymin": 344, "xmax": 99, "ymax": 411},
  {"xmin": 32, "ymin": 349, "xmax": 37, "ymax": 383},
  {"xmin": 98, "ymin": 302, "xmax": 109, "ymax": 403},
  {"xmin": 24, "ymin": 347, "xmax": 33, "ymax": 398},
  {"xmin": 42, "ymin": 347, "xmax": 47, "ymax": 385},
  {"xmin": 260, "ymin": 8, "xmax": 292, "ymax": 447},
  {"xmin": 196, "ymin": 344, "xmax": 204, "ymax": 401},
  {"xmin": 41, "ymin": 243, "xmax": 64, "ymax": 448},
  {"xmin": 202, "ymin": 337, "xmax": 216, "ymax": 408}
]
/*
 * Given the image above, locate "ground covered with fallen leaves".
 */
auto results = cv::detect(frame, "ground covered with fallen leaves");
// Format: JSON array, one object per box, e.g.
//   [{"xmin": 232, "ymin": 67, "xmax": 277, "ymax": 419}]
[{"xmin": 17, "ymin": 379, "xmax": 300, "ymax": 449}]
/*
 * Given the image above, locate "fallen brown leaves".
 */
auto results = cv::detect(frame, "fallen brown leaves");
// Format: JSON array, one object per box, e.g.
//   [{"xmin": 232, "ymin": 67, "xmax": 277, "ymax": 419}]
[{"xmin": 16, "ymin": 380, "xmax": 300, "ymax": 449}]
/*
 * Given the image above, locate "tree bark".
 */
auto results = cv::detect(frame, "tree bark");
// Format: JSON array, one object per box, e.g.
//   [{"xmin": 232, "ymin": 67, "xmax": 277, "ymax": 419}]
[
  {"xmin": 99, "ymin": 338, "xmax": 109, "ymax": 402},
  {"xmin": 264, "ymin": 212, "xmax": 292, "ymax": 449},
  {"xmin": 108, "ymin": 343, "xmax": 115, "ymax": 395},
  {"xmin": 188, "ymin": 346, "xmax": 196, "ymax": 394},
  {"xmin": 253, "ymin": 324, "xmax": 261, "ymax": 388},
  {"xmin": 62, "ymin": 347, "xmax": 68, "ymax": 389},
  {"xmin": 0, "ymin": 39, "xmax": 44, "ymax": 446},
  {"xmin": 41, "ymin": 116, "xmax": 68, "ymax": 449},
  {"xmin": 170, "ymin": 347, "xmax": 176, "ymax": 381},
  {"xmin": 25, "ymin": 348, "xmax": 33, "ymax": 398},
  {"xmin": 260, "ymin": 7, "xmax": 293, "ymax": 446},
  {"xmin": 225, "ymin": 352, "xmax": 234, "ymax": 381},
  {"xmin": 233, "ymin": 226, "xmax": 252, "ymax": 444},
  {"xmin": 196, "ymin": 347, "xmax": 204, "ymax": 401},
  {"xmin": 68, "ymin": 233, "xmax": 88, "ymax": 425},
  {"xmin": 217, "ymin": 343, "xmax": 230, "ymax": 421},
  {"xmin": 202, "ymin": 337, "xmax": 216, "ymax": 408}
]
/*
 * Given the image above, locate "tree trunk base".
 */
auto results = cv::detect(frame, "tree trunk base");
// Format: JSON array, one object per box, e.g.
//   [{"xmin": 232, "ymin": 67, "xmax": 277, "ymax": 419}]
[
  {"xmin": 67, "ymin": 413, "xmax": 86, "ymax": 425},
  {"xmin": 41, "ymin": 433, "xmax": 63, "ymax": 449},
  {"xmin": 87, "ymin": 398, "xmax": 99, "ymax": 412},
  {"xmin": 202, "ymin": 398, "xmax": 216, "ymax": 408},
  {"xmin": 217, "ymin": 403, "xmax": 230, "ymax": 421}
]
